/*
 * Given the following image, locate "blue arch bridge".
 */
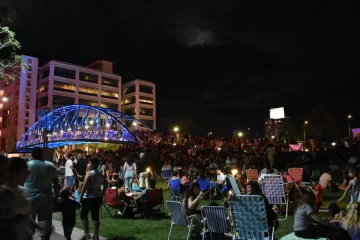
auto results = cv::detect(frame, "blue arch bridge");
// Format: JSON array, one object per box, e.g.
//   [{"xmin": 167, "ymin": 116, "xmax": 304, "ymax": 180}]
[{"xmin": 15, "ymin": 104, "xmax": 155, "ymax": 152}]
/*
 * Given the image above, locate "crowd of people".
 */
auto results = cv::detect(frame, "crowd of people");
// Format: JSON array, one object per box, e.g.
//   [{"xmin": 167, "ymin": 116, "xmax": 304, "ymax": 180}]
[{"xmin": 2, "ymin": 130, "xmax": 360, "ymax": 240}]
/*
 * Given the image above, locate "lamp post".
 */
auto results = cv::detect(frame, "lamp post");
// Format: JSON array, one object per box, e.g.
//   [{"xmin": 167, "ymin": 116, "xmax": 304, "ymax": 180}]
[
  {"xmin": 304, "ymin": 121, "xmax": 308, "ymax": 150},
  {"xmin": 348, "ymin": 115, "xmax": 352, "ymax": 139},
  {"xmin": 2, "ymin": 96, "xmax": 10, "ymax": 157},
  {"xmin": 233, "ymin": 130, "xmax": 243, "ymax": 138}
]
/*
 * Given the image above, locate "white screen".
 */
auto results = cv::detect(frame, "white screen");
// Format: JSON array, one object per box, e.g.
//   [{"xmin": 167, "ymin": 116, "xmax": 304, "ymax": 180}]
[{"xmin": 270, "ymin": 107, "xmax": 285, "ymax": 119}]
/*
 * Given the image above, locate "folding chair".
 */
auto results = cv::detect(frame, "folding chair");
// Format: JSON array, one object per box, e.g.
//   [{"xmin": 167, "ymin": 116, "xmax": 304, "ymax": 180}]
[
  {"xmin": 288, "ymin": 168, "xmax": 303, "ymax": 183},
  {"xmin": 201, "ymin": 206, "xmax": 229, "ymax": 240},
  {"xmin": 169, "ymin": 178, "xmax": 182, "ymax": 201},
  {"xmin": 207, "ymin": 181, "xmax": 225, "ymax": 200},
  {"xmin": 246, "ymin": 169, "xmax": 259, "ymax": 182},
  {"xmin": 101, "ymin": 188, "xmax": 125, "ymax": 218},
  {"xmin": 139, "ymin": 188, "xmax": 164, "ymax": 220},
  {"xmin": 166, "ymin": 200, "xmax": 198, "ymax": 240},
  {"xmin": 261, "ymin": 175, "xmax": 288, "ymax": 220},
  {"xmin": 227, "ymin": 175, "xmax": 242, "ymax": 197},
  {"xmin": 161, "ymin": 169, "xmax": 172, "ymax": 182},
  {"xmin": 229, "ymin": 195, "xmax": 274, "ymax": 240},
  {"xmin": 197, "ymin": 177, "xmax": 210, "ymax": 199}
]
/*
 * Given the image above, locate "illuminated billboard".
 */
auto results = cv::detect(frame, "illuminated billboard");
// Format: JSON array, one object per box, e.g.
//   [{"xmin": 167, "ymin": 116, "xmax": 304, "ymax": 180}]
[{"xmin": 270, "ymin": 107, "xmax": 285, "ymax": 119}]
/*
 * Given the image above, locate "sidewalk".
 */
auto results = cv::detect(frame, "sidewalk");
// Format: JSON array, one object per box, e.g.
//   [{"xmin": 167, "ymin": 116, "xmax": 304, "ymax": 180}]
[{"xmin": 51, "ymin": 219, "xmax": 106, "ymax": 240}]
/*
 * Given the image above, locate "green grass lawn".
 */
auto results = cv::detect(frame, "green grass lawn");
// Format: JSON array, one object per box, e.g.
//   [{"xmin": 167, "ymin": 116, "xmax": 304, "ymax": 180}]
[{"xmin": 53, "ymin": 181, "xmax": 350, "ymax": 240}]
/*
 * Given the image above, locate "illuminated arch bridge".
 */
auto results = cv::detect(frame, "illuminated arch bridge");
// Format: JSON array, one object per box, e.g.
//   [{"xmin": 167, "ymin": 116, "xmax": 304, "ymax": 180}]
[{"xmin": 15, "ymin": 104, "xmax": 155, "ymax": 152}]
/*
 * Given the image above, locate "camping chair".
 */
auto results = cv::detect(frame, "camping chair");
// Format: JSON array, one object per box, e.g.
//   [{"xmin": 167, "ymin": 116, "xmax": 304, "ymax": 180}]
[
  {"xmin": 139, "ymin": 188, "xmax": 164, "ymax": 220},
  {"xmin": 227, "ymin": 175, "xmax": 242, "ymax": 197},
  {"xmin": 166, "ymin": 200, "xmax": 198, "ymax": 240},
  {"xmin": 261, "ymin": 175, "xmax": 288, "ymax": 220},
  {"xmin": 169, "ymin": 178, "xmax": 182, "ymax": 201},
  {"xmin": 246, "ymin": 169, "xmax": 259, "ymax": 182},
  {"xmin": 207, "ymin": 181, "xmax": 225, "ymax": 200},
  {"xmin": 197, "ymin": 177, "xmax": 211, "ymax": 199},
  {"xmin": 229, "ymin": 195, "xmax": 274, "ymax": 240},
  {"xmin": 201, "ymin": 206, "xmax": 229, "ymax": 240},
  {"xmin": 288, "ymin": 168, "xmax": 303, "ymax": 183},
  {"xmin": 101, "ymin": 188, "xmax": 125, "ymax": 218}
]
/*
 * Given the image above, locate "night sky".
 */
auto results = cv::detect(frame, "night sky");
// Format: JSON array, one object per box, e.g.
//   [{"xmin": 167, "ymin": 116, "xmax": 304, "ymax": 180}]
[{"xmin": 5, "ymin": 1, "xmax": 355, "ymax": 138}]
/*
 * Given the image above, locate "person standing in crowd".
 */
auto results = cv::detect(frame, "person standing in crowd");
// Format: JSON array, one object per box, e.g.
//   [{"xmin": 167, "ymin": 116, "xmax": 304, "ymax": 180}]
[
  {"xmin": 138, "ymin": 152, "xmax": 150, "ymax": 189},
  {"xmin": 25, "ymin": 147, "xmax": 59, "ymax": 240},
  {"xmin": 80, "ymin": 158, "xmax": 104, "ymax": 240},
  {"xmin": 64, "ymin": 154, "xmax": 74, "ymax": 188},
  {"xmin": 73, "ymin": 153, "xmax": 87, "ymax": 183},
  {"xmin": 123, "ymin": 155, "xmax": 137, "ymax": 193}
]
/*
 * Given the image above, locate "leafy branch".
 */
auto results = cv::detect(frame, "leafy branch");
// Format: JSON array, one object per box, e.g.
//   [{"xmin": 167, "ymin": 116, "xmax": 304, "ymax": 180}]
[{"xmin": 0, "ymin": 25, "xmax": 27, "ymax": 83}]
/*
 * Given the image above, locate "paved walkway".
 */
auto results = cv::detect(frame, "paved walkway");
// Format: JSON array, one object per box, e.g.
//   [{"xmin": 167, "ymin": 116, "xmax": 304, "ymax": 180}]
[{"xmin": 33, "ymin": 219, "xmax": 106, "ymax": 240}]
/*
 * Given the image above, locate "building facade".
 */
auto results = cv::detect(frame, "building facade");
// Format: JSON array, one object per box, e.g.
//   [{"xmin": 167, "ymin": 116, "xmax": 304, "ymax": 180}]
[
  {"xmin": 0, "ymin": 55, "xmax": 39, "ymax": 152},
  {"xmin": 122, "ymin": 79, "xmax": 156, "ymax": 129},
  {"xmin": 37, "ymin": 60, "xmax": 122, "ymax": 115}
]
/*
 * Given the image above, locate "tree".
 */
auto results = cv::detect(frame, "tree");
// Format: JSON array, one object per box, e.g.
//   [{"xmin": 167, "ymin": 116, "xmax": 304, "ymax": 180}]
[{"xmin": 0, "ymin": 4, "xmax": 26, "ymax": 83}]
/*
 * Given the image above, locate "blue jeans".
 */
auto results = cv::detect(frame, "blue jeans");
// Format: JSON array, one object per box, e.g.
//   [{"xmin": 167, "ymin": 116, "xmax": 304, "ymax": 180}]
[
  {"xmin": 66, "ymin": 176, "xmax": 74, "ymax": 188},
  {"xmin": 125, "ymin": 172, "xmax": 135, "ymax": 192}
]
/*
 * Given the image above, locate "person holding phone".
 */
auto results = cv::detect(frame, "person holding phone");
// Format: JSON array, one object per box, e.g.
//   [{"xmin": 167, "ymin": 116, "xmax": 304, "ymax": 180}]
[{"xmin": 181, "ymin": 183, "xmax": 205, "ymax": 239}]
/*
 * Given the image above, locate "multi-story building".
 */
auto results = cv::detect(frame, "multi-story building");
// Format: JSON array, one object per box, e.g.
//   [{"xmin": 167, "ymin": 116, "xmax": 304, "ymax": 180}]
[
  {"xmin": 0, "ymin": 55, "xmax": 39, "ymax": 152},
  {"xmin": 122, "ymin": 79, "xmax": 156, "ymax": 129},
  {"xmin": 0, "ymin": 57, "xmax": 156, "ymax": 152},
  {"xmin": 36, "ymin": 60, "xmax": 122, "ymax": 115},
  {"xmin": 264, "ymin": 117, "xmax": 294, "ymax": 139}
]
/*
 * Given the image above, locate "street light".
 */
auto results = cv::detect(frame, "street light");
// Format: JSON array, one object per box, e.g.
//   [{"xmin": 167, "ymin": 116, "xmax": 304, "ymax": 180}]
[
  {"xmin": 173, "ymin": 126, "xmax": 179, "ymax": 132},
  {"xmin": 348, "ymin": 115, "xmax": 352, "ymax": 139},
  {"xmin": 304, "ymin": 121, "xmax": 308, "ymax": 150},
  {"xmin": 1, "ymin": 96, "xmax": 10, "ymax": 157}
]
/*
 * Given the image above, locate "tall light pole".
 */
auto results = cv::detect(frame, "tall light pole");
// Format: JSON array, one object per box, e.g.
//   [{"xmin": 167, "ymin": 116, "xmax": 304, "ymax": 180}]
[
  {"xmin": 233, "ymin": 129, "xmax": 243, "ymax": 138},
  {"xmin": 173, "ymin": 126, "xmax": 179, "ymax": 133},
  {"xmin": 2, "ymin": 96, "xmax": 10, "ymax": 157},
  {"xmin": 348, "ymin": 115, "xmax": 352, "ymax": 139},
  {"xmin": 304, "ymin": 121, "xmax": 308, "ymax": 150}
]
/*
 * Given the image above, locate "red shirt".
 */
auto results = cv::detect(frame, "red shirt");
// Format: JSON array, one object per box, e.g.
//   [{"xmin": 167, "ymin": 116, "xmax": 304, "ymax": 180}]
[{"xmin": 314, "ymin": 184, "xmax": 322, "ymax": 202}]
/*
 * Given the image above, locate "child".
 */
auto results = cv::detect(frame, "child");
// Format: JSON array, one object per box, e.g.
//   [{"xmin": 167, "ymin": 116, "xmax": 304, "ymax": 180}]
[
  {"xmin": 328, "ymin": 203, "xmax": 346, "ymax": 225},
  {"xmin": 338, "ymin": 168, "xmax": 360, "ymax": 209},
  {"xmin": 54, "ymin": 188, "xmax": 81, "ymax": 240},
  {"xmin": 311, "ymin": 176, "xmax": 323, "ymax": 213}
]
